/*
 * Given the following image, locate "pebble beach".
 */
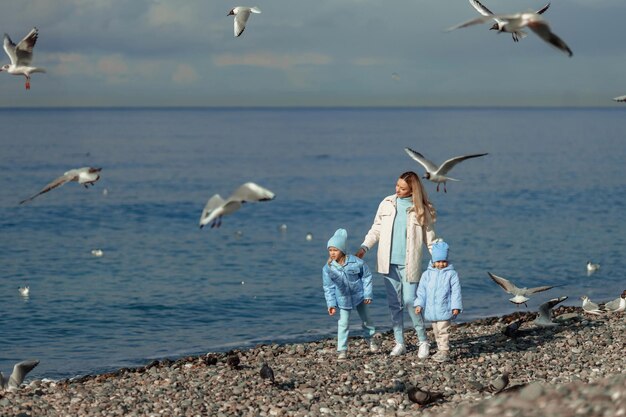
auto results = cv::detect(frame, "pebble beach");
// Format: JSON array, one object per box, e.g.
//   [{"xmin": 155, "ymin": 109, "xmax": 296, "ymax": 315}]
[{"xmin": 1, "ymin": 307, "xmax": 624, "ymax": 417}]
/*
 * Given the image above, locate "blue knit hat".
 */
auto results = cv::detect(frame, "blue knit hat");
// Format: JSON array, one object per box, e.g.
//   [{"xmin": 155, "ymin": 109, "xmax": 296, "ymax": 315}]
[
  {"xmin": 327, "ymin": 228, "xmax": 348, "ymax": 253},
  {"xmin": 432, "ymin": 240, "xmax": 449, "ymax": 262}
]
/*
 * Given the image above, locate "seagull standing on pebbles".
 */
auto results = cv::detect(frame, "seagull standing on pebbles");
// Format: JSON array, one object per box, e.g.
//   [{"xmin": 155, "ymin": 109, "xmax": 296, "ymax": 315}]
[
  {"xmin": 228, "ymin": 7, "xmax": 261, "ymax": 37},
  {"xmin": 19, "ymin": 167, "xmax": 102, "ymax": 204},
  {"xmin": 199, "ymin": 182, "xmax": 275, "ymax": 229},
  {"xmin": 534, "ymin": 296, "xmax": 568, "ymax": 327},
  {"xmin": 488, "ymin": 272, "xmax": 560, "ymax": 306},
  {"xmin": 468, "ymin": 0, "xmax": 551, "ymax": 42},
  {"xmin": 446, "ymin": 10, "xmax": 573, "ymax": 57},
  {"xmin": 0, "ymin": 360, "xmax": 39, "ymax": 392},
  {"xmin": 580, "ymin": 295, "xmax": 604, "ymax": 315},
  {"xmin": 407, "ymin": 385, "xmax": 444, "ymax": 407},
  {"xmin": 1, "ymin": 27, "xmax": 46, "ymax": 90},
  {"xmin": 404, "ymin": 148, "xmax": 487, "ymax": 193},
  {"xmin": 485, "ymin": 372, "xmax": 509, "ymax": 394},
  {"xmin": 599, "ymin": 291, "xmax": 625, "ymax": 314}
]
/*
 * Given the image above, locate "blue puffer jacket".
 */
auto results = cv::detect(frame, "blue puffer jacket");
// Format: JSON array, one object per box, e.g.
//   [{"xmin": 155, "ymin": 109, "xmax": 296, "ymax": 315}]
[
  {"xmin": 322, "ymin": 255, "xmax": 373, "ymax": 310},
  {"xmin": 414, "ymin": 262, "xmax": 463, "ymax": 321}
]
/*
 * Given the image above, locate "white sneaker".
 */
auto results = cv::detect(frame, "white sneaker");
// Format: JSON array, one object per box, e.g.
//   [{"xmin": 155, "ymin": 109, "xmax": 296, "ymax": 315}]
[
  {"xmin": 389, "ymin": 343, "xmax": 406, "ymax": 356},
  {"xmin": 337, "ymin": 351, "xmax": 348, "ymax": 361},
  {"xmin": 417, "ymin": 341, "xmax": 430, "ymax": 359}
]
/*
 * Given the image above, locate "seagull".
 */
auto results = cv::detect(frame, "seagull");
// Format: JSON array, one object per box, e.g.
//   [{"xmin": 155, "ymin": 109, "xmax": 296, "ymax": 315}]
[
  {"xmin": 404, "ymin": 148, "xmax": 488, "ymax": 193},
  {"xmin": 91, "ymin": 249, "xmax": 104, "ymax": 257},
  {"xmin": 18, "ymin": 286, "xmax": 30, "ymax": 297},
  {"xmin": 228, "ymin": 7, "xmax": 261, "ymax": 37},
  {"xmin": 502, "ymin": 319, "xmax": 523, "ymax": 338},
  {"xmin": 19, "ymin": 167, "xmax": 102, "ymax": 204},
  {"xmin": 613, "ymin": 95, "xmax": 626, "ymax": 103},
  {"xmin": 485, "ymin": 372, "xmax": 509, "ymax": 394},
  {"xmin": 586, "ymin": 261, "xmax": 600, "ymax": 275},
  {"xmin": 488, "ymin": 272, "xmax": 561, "ymax": 306},
  {"xmin": 1, "ymin": 27, "xmax": 46, "ymax": 90},
  {"xmin": 600, "ymin": 290, "xmax": 626, "ymax": 313},
  {"xmin": 468, "ymin": 0, "xmax": 550, "ymax": 42},
  {"xmin": 407, "ymin": 385, "xmax": 444, "ymax": 407},
  {"xmin": 199, "ymin": 182, "xmax": 275, "ymax": 229},
  {"xmin": 0, "ymin": 360, "xmax": 39, "ymax": 392},
  {"xmin": 580, "ymin": 295, "xmax": 604, "ymax": 315},
  {"xmin": 204, "ymin": 354, "xmax": 218, "ymax": 366},
  {"xmin": 260, "ymin": 363, "xmax": 275, "ymax": 384},
  {"xmin": 446, "ymin": 11, "xmax": 573, "ymax": 57},
  {"xmin": 534, "ymin": 296, "xmax": 568, "ymax": 327}
]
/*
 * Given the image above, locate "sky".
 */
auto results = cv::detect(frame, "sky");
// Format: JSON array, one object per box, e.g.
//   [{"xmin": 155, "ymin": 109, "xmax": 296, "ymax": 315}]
[{"xmin": 1, "ymin": 0, "xmax": 626, "ymax": 107}]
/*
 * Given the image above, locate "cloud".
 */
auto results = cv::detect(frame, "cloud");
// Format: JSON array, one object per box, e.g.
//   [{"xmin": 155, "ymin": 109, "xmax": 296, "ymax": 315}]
[
  {"xmin": 146, "ymin": 2, "xmax": 194, "ymax": 27},
  {"xmin": 213, "ymin": 52, "xmax": 332, "ymax": 71},
  {"xmin": 172, "ymin": 64, "xmax": 199, "ymax": 84}
]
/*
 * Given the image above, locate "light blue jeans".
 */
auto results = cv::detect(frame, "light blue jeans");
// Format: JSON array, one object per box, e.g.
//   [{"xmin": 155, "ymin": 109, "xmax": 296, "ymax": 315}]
[
  {"xmin": 337, "ymin": 302, "xmax": 376, "ymax": 352},
  {"xmin": 383, "ymin": 264, "xmax": 427, "ymax": 345}
]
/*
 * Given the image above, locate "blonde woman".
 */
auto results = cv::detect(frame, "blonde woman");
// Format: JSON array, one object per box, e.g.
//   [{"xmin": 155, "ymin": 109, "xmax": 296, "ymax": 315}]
[{"xmin": 356, "ymin": 171, "xmax": 437, "ymax": 358}]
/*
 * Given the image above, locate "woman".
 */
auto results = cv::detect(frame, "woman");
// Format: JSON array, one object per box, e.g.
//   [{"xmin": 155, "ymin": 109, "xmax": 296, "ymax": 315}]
[{"xmin": 356, "ymin": 171, "xmax": 437, "ymax": 358}]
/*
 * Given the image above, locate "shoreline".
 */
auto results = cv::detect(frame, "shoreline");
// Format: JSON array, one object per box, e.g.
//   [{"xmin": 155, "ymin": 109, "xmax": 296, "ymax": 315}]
[{"xmin": 1, "ymin": 307, "xmax": 624, "ymax": 416}]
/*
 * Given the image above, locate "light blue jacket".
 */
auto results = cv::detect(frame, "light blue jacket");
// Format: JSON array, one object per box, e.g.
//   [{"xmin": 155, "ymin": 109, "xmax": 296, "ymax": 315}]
[
  {"xmin": 322, "ymin": 255, "xmax": 373, "ymax": 310},
  {"xmin": 414, "ymin": 262, "xmax": 463, "ymax": 322}
]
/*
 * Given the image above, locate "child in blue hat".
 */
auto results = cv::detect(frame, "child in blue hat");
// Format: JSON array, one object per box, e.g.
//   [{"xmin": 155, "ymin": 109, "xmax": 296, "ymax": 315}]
[
  {"xmin": 322, "ymin": 228, "xmax": 377, "ymax": 360},
  {"xmin": 414, "ymin": 239, "xmax": 463, "ymax": 363}
]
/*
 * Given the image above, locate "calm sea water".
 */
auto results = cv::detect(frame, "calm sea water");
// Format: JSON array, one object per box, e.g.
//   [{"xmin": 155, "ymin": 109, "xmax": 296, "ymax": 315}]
[{"xmin": 0, "ymin": 107, "xmax": 624, "ymax": 380}]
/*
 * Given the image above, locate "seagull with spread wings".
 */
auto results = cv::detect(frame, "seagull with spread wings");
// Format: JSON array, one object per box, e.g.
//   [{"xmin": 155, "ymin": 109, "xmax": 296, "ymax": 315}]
[
  {"xmin": 199, "ymin": 182, "xmax": 275, "ymax": 229},
  {"xmin": 228, "ymin": 7, "xmax": 261, "ymax": 37},
  {"xmin": 469, "ymin": 0, "xmax": 550, "ymax": 42},
  {"xmin": 404, "ymin": 148, "xmax": 488, "ymax": 192},
  {"xmin": 0, "ymin": 360, "xmax": 39, "ymax": 392},
  {"xmin": 446, "ymin": 10, "xmax": 572, "ymax": 57},
  {"xmin": 1, "ymin": 27, "xmax": 46, "ymax": 89},
  {"xmin": 488, "ymin": 272, "xmax": 561, "ymax": 306},
  {"xmin": 19, "ymin": 167, "xmax": 102, "ymax": 205}
]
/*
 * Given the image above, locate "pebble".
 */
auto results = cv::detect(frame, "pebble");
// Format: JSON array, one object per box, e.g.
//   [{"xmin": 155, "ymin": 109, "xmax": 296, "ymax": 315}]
[{"xmin": 1, "ymin": 307, "xmax": 623, "ymax": 417}]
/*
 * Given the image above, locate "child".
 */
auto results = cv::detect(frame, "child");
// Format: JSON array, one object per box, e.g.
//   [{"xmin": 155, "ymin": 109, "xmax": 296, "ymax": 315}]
[
  {"xmin": 414, "ymin": 240, "xmax": 462, "ymax": 363},
  {"xmin": 322, "ymin": 228, "xmax": 377, "ymax": 360}
]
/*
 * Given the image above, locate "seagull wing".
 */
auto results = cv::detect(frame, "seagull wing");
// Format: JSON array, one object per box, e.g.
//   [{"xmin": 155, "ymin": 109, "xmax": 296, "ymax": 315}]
[
  {"xmin": 524, "ymin": 284, "xmax": 560, "ymax": 295},
  {"xmin": 199, "ymin": 194, "xmax": 226, "ymax": 227},
  {"xmin": 445, "ymin": 14, "xmax": 499, "ymax": 32},
  {"xmin": 8, "ymin": 360, "xmax": 39, "ymax": 390},
  {"xmin": 3, "ymin": 34, "xmax": 17, "ymax": 65},
  {"xmin": 19, "ymin": 171, "xmax": 77, "ymax": 204},
  {"xmin": 538, "ymin": 296, "xmax": 567, "ymax": 318},
  {"xmin": 229, "ymin": 182, "xmax": 275, "ymax": 203},
  {"xmin": 436, "ymin": 153, "xmax": 488, "ymax": 176},
  {"xmin": 602, "ymin": 297, "xmax": 620, "ymax": 311},
  {"xmin": 469, "ymin": 0, "xmax": 495, "ymax": 16},
  {"xmin": 234, "ymin": 9, "xmax": 252, "ymax": 37},
  {"xmin": 527, "ymin": 21, "xmax": 573, "ymax": 57},
  {"xmin": 613, "ymin": 95, "xmax": 626, "ymax": 102},
  {"xmin": 15, "ymin": 27, "xmax": 38, "ymax": 66},
  {"xmin": 404, "ymin": 148, "xmax": 438, "ymax": 172},
  {"xmin": 536, "ymin": 2, "xmax": 551, "ymax": 15},
  {"xmin": 488, "ymin": 272, "xmax": 519, "ymax": 295}
]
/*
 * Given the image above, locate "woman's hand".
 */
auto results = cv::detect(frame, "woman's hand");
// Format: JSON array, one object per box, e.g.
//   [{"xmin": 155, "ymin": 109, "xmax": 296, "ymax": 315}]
[
  {"xmin": 355, "ymin": 248, "xmax": 366, "ymax": 259},
  {"xmin": 363, "ymin": 299, "xmax": 372, "ymax": 304},
  {"xmin": 328, "ymin": 307, "xmax": 336, "ymax": 316}
]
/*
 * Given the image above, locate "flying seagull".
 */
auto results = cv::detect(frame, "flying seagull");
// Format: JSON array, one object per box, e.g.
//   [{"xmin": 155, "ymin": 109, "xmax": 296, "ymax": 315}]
[
  {"xmin": 468, "ymin": 0, "xmax": 550, "ymax": 42},
  {"xmin": 580, "ymin": 295, "xmax": 604, "ymax": 315},
  {"xmin": 0, "ymin": 360, "xmax": 39, "ymax": 392},
  {"xmin": 1, "ymin": 27, "xmax": 46, "ymax": 89},
  {"xmin": 228, "ymin": 7, "xmax": 261, "ymax": 37},
  {"xmin": 404, "ymin": 148, "xmax": 487, "ymax": 192},
  {"xmin": 488, "ymin": 272, "xmax": 560, "ymax": 306},
  {"xmin": 446, "ymin": 11, "xmax": 573, "ymax": 57},
  {"xmin": 534, "ymin": 296, "xmax": 568, "ymax": 327},
  {"xmin": 19, "ymin": 167, "xmax": 102, "ymax": 204},
  {"xmin": 613, "ymin": 95, "xmax": 626, "ymax": 103},
  {"xmin": 199, "ymin": 182, "xmax": 275, "ymax": 229},
  {"xmin": 600, "ymin": 290, "xmax": 626, "ymax": 313}
]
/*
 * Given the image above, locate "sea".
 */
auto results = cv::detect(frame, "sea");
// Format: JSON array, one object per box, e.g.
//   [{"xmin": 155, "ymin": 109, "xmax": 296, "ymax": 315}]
[{"xmin": 0, "ymin": 107, "xmax": 624, "ymax": 380}]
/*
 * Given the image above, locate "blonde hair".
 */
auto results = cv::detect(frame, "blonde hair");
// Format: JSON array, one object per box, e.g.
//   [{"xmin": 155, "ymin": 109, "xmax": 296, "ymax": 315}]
[{"xmin": 399, "ymin": 171, "xmax": 437, "ymax": 226}]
